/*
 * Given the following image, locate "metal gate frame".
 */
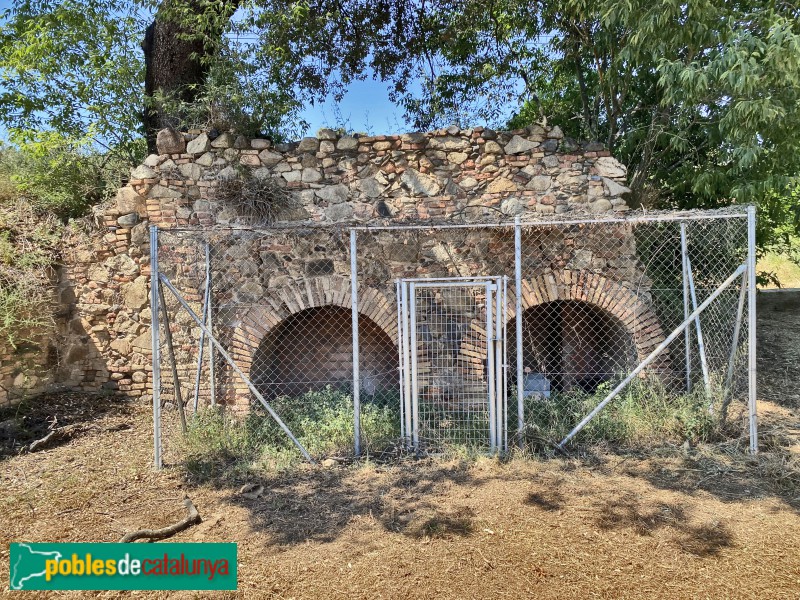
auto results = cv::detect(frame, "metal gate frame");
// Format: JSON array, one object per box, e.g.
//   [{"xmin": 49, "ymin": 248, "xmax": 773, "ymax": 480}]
[{"xmin": 397, "ymin": 277, "xmax": 507, "ymax": 452}]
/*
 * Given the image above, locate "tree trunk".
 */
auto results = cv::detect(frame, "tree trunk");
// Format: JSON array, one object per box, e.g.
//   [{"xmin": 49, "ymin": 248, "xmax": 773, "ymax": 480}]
[{"xmin": 141, "ymin": 0, "xmax": 237, "ymax": 153}]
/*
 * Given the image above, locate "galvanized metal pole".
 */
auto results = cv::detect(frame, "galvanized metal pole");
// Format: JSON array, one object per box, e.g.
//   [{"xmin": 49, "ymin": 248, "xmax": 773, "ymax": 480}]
[
  {"xmin": 410, "ymin": 283, "xmax": 419, "ymax": 450},
  {"xmin": 514, "ymin": 216, "xmax": 524, "ymax": 448},
  {"xmin": 494, "ymin": 277, "xmax": 503, "ymax": 451},
  {"xmin": 401, "ymin": 281, "xmax": 412, "ymax": 444},
  {"xmin": 159, "ymin": 274, "xmax": 315, "ymax": 462},
  {"xmin": 206, "ymin": 243, "xmax": 216, "ymax": 407},
  {"xmin": 192, "ymin": 242, "xmax": 211, "ymax": 414},
  {"xmin": 726, "ymin": 271, "xmax": 748, "ymax": 391},
  {"xmin": 680, "ymin": 223, "xmax": 692, "ymax": 392},
  {"xmin": 559, "ymin": 263, "xmax": 747, "ymax": 448},
  {"xmin": 747, "ymin": 205, "xmax": 758, "ymax": 454},
  {"xmin": 149, "ymin": 225, "xmax": 162, "ymax": 470},
  {"xmin": 503, "ymin": 276, "xmax": 509, "ymax": 452},
  {"xmin": 396, "ymin": 280, "xmax": 405, "ymax": 440},
  {"xmin": 350, "ymin": 229, "xmax": 361, "ymax": 457},
  {"xmin": 686, "ymin": 255, "xmax": 712, "ymax": 396},
  {"xmin": 159, "ymin": 285, "xmax": 187, "ymax": 434},
  {"xmin": 486, "ymin": 281, "xmax": 496, "ymax": 451}
]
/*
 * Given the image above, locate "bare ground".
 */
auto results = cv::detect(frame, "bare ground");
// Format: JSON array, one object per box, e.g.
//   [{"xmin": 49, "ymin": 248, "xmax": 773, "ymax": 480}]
[{"xmin": 1, "ymin": 293, "xmax": 799, "ymax": 599}]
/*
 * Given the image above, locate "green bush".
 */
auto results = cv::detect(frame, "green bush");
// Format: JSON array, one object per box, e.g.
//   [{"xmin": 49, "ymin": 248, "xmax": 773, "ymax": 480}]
[{"xmin": 180, "ymin": 386, "xmax": 400, "ymax": 481}]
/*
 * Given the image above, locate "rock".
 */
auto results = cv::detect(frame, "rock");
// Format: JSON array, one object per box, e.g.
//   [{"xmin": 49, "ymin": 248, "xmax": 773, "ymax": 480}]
[
  {"xmin": 359, "ymin": 177, "xmax": 385, "ymax": 198},
  {"xmin": 239, "ymin": 483, "xmax": 264, "ymax": 499},
  {"xmin": 447, "ymin": 151, "xmax": 469, "ymax": 165},
  {"xmin": 317, "ymin": 128, "xmax": 338, "ymax": 140},
  {"xmin": 321, "ymin": 458, "xmax": 339, "ymax": 468},
  {"xmin": 132, "ymin": 371, "xmax": 147, "ymax": 384},
  {"xmin": 301, "ymin": 167, "xmax": 322, "ymax": 183},
  {"xmin": 233, "ymin": 135, "xmax": 250, "ymax": 149},
  {"xmin": 251, "ymin": 138, "xmax": 271, "ymax": 149},
  {"xmin": 504, "ymin": 135, "xmax": 539, "ymax": 154},
  {"xmin": 373, "ymin": 141, "xmax": 392, "ymax": 151},
  {"xmin": 401, "ymin": 132, "xmax": 427, "ymax": 144},
  {"xmin": 143, "ymin": 154, "xmax": 162, "ymax": 167},
  {"xmin": 594, "ymin": 157, "xmax": 628, "ymax": 178},
  {"xmin": 117, "ymin": 213, "xmax": 139, "ymax": 227},
  {"xmin": 196, "ymin": 152, "xmax": 214, "ymax": 167},
  {"xmin": 148, "ymin": 184, "xmax": 183, "ymax": 199},
  {"xmin": 109, "ymin": 338, "xmax": 131, "ymax": 355},
  {"xmin": 542, "ymin": 155, "xmax": 560, "ymax": 169},
  {"xmin": 108, "ymin": 253, "xmax": 139, "ymax": 276},
  {"xmin": 590, "ymin": 198, "xmax": 613, "ymax": 212},
  {"xmin": 486, "ymin": 178, "xmax": 519, "ymax": 193},
  {"xmin": 131, "ymin": 165, "xmax": 156, "ymax": 179},
  {"xmin": 325, "ymin": 203, "xmax": 354, "ymax": 221},
  {"xmin": 428, "ymin": 136, "xmax": 470, "ymax": 151},
  {"xmin": 527, "ymin": 175, "xmax": 552, "ymax": 191},
  {"xmin": 131, "ymin": 331, "xmax": 152, "ymax": 353},
  {"xmin": 210, "ymin": 132, "xmax": 234, "ymax": 148},
  {"xmin": 186, "ymin": 133, "xmax": 211, "ymax": 154},
  {"xmin": 401, "ymin": 169, "xmax": 441, "ymax": 196},
  {"xmin": 282, "ymin": 170, "xmax": 302, "ymax": 183},
  {"xmin": 258, "ymin": 150, "xmax": 283, "ymax": 166},
  {"xmin": 217, "ymin": 166, "xmax": 238, "ymax": 180},
  {"xmin": 541, "ymin": 139, "xmax": 559, "ymax": 153},
  {"xmin": 131, "ymin": 223, "xmax": 150, "ymax": 246},
  {"xmin": 585, "ymin": 141, "xmax": 605, "ymax": 152},
  {"xmin": 500, "ymin": 196, "xmax": 526, "ymax": 216},
  {"xmin": 337, "ymin": 136, "xmax": 359, "ymax": 151},
  {"xmin": 179, "ymin": 162, "xmax": 203, "ymax": 181},
  {"xmin": 460, "ymin": 176, "xmax": 479, "ymax": 189},
  {"xmin": 156, "ymin": 127, "xmax": 185, "ymax": 154},
  {"xmin": 122, "ymin": 279, "xmax": 149, "ymax": 310},
  {"xmin": 602, "ymin": 177, "xmax": 631, "ymax": 197},
  {"xmin": 547, "ymin": 125, "xmax": 564, "ymax": 139},
  {"xmin": 116, "ymin": 187, "xmax": 144, "ymax": 213},
  {"xmin": 315, "ymin": 184, "xmax": 349, "ymax": 204},
  {"xmin": 484, "ymin": 141, "xmax": 503, "ymax": 154},
  {"xmin": 298, "ymin": 137, "xmax": 319, "ymax": 152}
]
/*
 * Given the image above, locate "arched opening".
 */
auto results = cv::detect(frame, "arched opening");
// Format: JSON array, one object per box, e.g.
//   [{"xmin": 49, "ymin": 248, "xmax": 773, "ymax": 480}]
[
  {"xmin": 250, "ymin": 305, "xmax": 396, "ymax": 400},
  {"xmin": 509, "ymin": 300, "xmax": 637, "ymax": 394}
]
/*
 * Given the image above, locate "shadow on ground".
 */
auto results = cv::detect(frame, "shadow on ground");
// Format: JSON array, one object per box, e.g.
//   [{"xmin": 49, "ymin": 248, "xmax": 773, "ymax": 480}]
[{"xmin": 0, "ymin": 391, "xmax": 132, "ymax": 458}]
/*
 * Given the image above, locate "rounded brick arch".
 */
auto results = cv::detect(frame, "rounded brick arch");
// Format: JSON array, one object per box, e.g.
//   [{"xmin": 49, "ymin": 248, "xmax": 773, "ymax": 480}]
[
  {"xmin": 506, "ymin": 269, "xmax": 666, "ymax": 363},
  {"xmin": 226, "ymin": 275, "xmax": 396, "ymax": 405}
]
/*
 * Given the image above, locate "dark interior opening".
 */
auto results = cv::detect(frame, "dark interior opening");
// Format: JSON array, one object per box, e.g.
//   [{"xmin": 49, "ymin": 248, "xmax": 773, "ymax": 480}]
[
  {"xmin": 508, "ymin": 300, "xmax": 637, "ymax": 393},
  {"xmin": 251, "ymin": 305, "xmax": 396, "ymax": 400}
]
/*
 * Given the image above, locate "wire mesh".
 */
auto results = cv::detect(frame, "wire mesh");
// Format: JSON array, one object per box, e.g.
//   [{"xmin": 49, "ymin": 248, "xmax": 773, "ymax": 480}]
[{"xmin": 153, "ymin": 207, "xmax": 753, "ymax": 463}]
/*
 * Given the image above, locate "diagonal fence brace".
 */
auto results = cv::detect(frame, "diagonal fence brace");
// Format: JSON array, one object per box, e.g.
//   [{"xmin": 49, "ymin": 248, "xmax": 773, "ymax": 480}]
[
  {"xmin": 158, "ymin": 273, "xmax": 315, "ymax": 463},
  {"xmin": 559, "ymin": 262, "xmax": 748, "ymax": 449}
]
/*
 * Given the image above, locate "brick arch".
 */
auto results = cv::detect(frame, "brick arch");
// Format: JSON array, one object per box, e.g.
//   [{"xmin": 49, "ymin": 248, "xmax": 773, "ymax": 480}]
[
  {"xmin": 228, "ymin": 275, "xmax": 396, "ymax": 391},
  {"xmin": 505, "ymin": 269, "xmax": 666, "ymax": 363}
]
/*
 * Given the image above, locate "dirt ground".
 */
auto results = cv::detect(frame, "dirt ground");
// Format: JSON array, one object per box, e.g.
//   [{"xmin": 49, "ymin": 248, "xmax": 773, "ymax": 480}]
[{"xmin": 1, "ymin": 293, "xmax": 799, "ymax": 599}]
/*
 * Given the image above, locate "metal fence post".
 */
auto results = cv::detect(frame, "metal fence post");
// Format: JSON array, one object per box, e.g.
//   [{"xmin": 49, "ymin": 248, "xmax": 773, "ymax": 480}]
[
  {"xmin": 747, "ymin": 205, "xmax": 758, "ymax": 454},
  {"xmin": 350, "ymin": 229, "xmax": 361, "ymax": 457},
  {"xmin": 149, "ymin": 225, "xmax": 162, "ymax": 470},
  {"xmin": 206, "ymin": 243, "xmax": 216, "ymax": 407},
  {"xmin": 514, "ymin": 216, "xmax": 524, "ymax": 448},
  {"xmin": 680, "ymin": 223, "xmax": 692, "ymax": 392}
]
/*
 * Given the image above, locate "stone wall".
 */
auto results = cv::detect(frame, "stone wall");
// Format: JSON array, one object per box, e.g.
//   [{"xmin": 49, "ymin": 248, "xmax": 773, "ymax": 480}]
[{"xmin": 2, "ymin": 123, "xmax": 649, "ymax": 407}]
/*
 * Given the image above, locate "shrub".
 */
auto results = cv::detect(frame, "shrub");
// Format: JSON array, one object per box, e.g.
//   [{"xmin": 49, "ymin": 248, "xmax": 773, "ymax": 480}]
[{"xmin": 180, "ymin": 386, "xmax": 400, "ymax": 481}]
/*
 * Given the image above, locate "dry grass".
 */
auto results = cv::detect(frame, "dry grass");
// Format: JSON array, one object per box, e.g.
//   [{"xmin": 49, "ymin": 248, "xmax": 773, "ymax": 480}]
[{"xmin": 0, "ymin": 392, "xmax": 799, "ymax": 599}]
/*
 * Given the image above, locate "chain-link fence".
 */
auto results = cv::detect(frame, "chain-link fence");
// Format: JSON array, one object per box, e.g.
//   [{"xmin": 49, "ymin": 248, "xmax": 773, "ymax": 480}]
[{"xmin": 151, "ymin": 207, "xmax": 756, "ymax": 467}]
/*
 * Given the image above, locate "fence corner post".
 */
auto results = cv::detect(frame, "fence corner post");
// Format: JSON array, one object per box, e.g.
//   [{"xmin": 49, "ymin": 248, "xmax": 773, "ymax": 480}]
[{"xmin": 747, "ymin": 205, "xmax": 758, "ymax": 454}]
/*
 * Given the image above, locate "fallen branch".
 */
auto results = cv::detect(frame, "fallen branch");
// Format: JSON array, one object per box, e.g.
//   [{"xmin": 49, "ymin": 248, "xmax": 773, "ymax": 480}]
[
  {"xmin": 119, "ymin": 496, "xmax": 202, "ymax": 543},
  {"xmin": 25, "ymin": 424, "xmax": 83, "ymax": 453}
]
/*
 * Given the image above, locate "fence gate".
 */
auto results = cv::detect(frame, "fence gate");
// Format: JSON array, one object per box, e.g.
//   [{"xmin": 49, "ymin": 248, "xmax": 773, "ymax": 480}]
[{"xmin": 398, "ymin": 277, "xmax": 507, "ymax": 452}]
